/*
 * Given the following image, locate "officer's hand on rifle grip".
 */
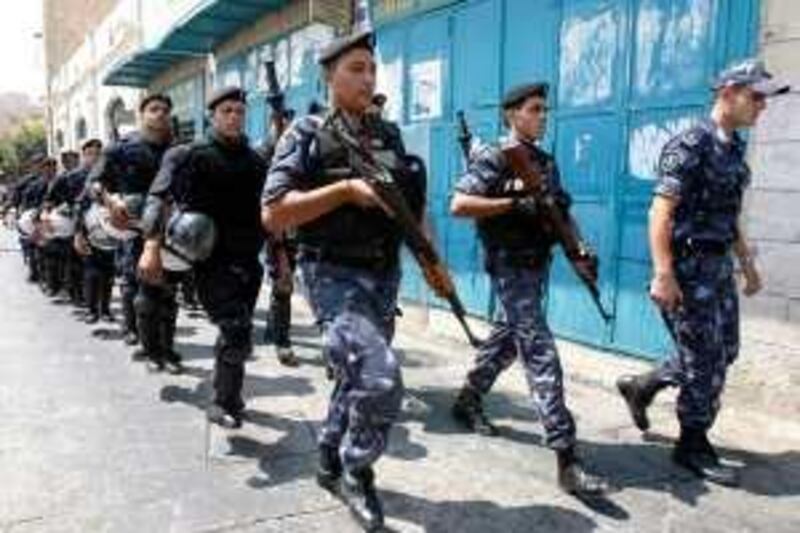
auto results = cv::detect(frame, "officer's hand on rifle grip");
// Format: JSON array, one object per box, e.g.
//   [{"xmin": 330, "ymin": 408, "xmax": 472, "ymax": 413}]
[
  {"xmin": 345, "ymin": 178, "xmax": 393, "ymax": 216},
  {"xmin": 511, "ymin": 196, "xmax": 539, "ymax": 217}
]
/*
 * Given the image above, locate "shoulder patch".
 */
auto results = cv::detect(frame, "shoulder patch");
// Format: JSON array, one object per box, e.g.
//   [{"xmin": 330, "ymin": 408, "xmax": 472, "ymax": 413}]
[{"xmin": 659, "ymin": 149, "xmax": 685, "ymax": 174}]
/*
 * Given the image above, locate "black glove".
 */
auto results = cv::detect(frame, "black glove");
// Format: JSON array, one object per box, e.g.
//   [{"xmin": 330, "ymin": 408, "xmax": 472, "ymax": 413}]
[{"xmin": 511, "ymin": 196, "xmax": 539, "ymax": 217}]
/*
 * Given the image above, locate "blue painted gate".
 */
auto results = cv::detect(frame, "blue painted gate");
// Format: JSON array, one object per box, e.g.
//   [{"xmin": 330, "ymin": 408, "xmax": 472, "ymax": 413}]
[{"xmin": 304, "ymin": 0, "xmax": 758, "ymax": 360}]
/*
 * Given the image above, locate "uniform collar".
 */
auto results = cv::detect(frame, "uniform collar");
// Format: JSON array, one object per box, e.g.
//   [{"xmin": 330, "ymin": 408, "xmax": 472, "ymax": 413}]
[
  {"xmin": 702, "ymin": 117, "xmax": 745, "ymax": 149},
  {"xmin": 208, "ymin": 128, "xmax": 248, "ymax": 151}
]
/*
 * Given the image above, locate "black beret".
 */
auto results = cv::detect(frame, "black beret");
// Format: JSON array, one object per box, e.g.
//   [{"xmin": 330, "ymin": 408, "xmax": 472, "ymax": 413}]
[
  {"xmin": 81, "ymin": 138, "xmax": 102, "ymax": 151},
  {"xmin": 502, "ymin": 83, "xmax": 549, "ymax": 109},
  {"xmin": 318, "ymin": 30, "xmax": 374, "ymax": 67},
  {"xmin": 28, "ymin": 153, "xmax": 47, "ymax": 166},
  {"xmin": 139, "ymin": 93, "xmax": 173, "ymax": 112},
  {"xmin": 207, "ymin": 86, "xmax": 247, "ymax": 110}
]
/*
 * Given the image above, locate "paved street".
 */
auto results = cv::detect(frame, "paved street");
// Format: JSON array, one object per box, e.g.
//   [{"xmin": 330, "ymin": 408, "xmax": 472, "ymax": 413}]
[{"xmin": 0, "ymin": 227, "xmax": 798, "ymax": 533}]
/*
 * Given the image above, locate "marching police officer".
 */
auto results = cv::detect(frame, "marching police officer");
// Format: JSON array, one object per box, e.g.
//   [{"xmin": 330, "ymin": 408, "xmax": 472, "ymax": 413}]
[
  {"xmin": 71, "ymin": 139, "xmax": 114, "ymax": 322},
  {"xmin": 616, "ymin": 59, "xmax": 789, "ymax": 486},
  {"xmin": 138, "ymin": 86, "xmax": 266, "ymax": 427},
  {"xmin": 45, "ymin": 140, "xmax": 103, "ymax": 305},
  {"xmin": 260, "ymin": 116, "xmax": 300, "ymax": 367},
  {"xmin": 11, "ymin": 156, "xmax": 47, "ymax": 282},
  {"xmin": 263, "ymin": 230, "xmax": 299, "ymax": 366},
  {"xmin": 449, "ymin": 83, "xmax": 607, "ymax": 496},
  {"xmin": 23, "ymin": 157, "xmax": 58, "ymax": 290},
  {"xmin": 88, "ymin": 93, "xmax": 180, "ymax": 371},
  {"xmin": 262, "ymin": 31, "xmax": 429, "ymax": 531}
]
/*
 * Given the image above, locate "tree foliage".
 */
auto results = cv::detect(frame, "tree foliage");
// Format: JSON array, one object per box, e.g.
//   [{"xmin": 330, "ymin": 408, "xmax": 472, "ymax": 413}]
[{"xmin": 0, "ymin": 118, "xmax": 47, "ymax": 182}]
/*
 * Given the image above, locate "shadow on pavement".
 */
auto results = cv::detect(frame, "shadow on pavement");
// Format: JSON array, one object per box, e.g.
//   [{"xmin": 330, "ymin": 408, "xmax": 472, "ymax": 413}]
[
  {"xmin": 159, "ymin": 364, "xmax": 317, "ymax": 412},
  {"xmin": 381, "ymin": 489, "xmax": 598, "ymax": 533}
]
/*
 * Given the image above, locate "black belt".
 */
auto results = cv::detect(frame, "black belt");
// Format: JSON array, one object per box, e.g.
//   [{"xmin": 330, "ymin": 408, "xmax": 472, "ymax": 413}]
[
  {"xmin": 298, "ymin": 245, "xmax": 397, "ymax": 271},
  {"xmin": 485, "ymin": 248, "xmax": 551, "ymax": 270},
  {"xmin": 675, "ymin": 239, "xmax": 730, "ymax": 257}
]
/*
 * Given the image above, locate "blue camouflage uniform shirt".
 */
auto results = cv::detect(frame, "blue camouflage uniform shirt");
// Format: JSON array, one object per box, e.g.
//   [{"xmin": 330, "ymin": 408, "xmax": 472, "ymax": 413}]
[{"xmin": 655, "ymin": 119, "xmax": 751, "ymax": 249}]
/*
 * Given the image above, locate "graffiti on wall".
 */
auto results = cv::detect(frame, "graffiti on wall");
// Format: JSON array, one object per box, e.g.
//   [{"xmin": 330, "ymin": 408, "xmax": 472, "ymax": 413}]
[
  {"xmin": 559, "ymin": 6, "xmax": 618, "ymax": 107},
  {"xmin": 629, "ymin": 115, "xmax": 697, "ymax": 181},
  {"xmin": 635, "ymin": 0, "xmax": 712, "ymax": 97}
]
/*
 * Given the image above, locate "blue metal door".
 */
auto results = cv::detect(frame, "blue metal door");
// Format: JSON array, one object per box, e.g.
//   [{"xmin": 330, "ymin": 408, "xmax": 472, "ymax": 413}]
[
  {"xmin": 545, "ymin": 0, "xmax": 626, "ymax": 348},
  {"xmin": 614, "ymin": 0, "xmax": 759, "ymax": 359},
  {"xmin": 446, "ymin": 0, "xmax": 503, "ymax": 315},
  {"xmin": 369, "ymin": 0, "xmax": 759, "ymax": 358}
]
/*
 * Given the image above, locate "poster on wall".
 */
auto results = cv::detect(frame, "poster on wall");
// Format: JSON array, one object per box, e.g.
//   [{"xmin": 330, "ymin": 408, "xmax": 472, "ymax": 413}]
[{"xmin": 409, "ymin": 59, "xmax": 442, "ymax": 121}]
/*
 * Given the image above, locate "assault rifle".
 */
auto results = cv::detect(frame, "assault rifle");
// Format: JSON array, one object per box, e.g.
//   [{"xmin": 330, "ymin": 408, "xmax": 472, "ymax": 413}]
[
  {"xmin": 263, "ymin": 58, "xmax": 294, "ymax": 297},
  {"xmin": 458, "ymin": 110, "xmax": 612, "ymax": 322},
  {"xmin": 326, "ymin": 110, "xmax": 482, "ymax": 347}
]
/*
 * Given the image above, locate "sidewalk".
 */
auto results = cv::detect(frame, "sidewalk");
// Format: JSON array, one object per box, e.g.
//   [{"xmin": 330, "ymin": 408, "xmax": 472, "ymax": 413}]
[{"xmin": 0, "ymin": 227, "xmax": 798, "ymax": 532}]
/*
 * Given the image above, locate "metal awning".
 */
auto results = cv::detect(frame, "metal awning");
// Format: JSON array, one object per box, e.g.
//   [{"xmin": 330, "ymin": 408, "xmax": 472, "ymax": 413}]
[{"xmin": 104, "ymin": 0, "xmax": 287, "ymax": 87}]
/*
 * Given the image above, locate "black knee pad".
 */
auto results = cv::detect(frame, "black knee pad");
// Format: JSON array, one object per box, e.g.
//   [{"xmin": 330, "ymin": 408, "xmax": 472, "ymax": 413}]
[{"xmin": 216, "ymin": 319, "xmax": 252, "ymax": 365}]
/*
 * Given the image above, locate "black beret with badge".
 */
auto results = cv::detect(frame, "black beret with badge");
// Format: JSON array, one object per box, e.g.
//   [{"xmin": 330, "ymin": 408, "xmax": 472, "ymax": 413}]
[
  {"xmin": 139, "ymin": 93, "xmax": 173, "ymax": 113},
  {"xmin": 206, "ymin": 86, "xmax": 247, "ymax": 111},
  {"xmin": 501, "ymin": 83, "xmax": 549, "ymax": 110},
  {"xmin": 318, "ymin": 30, "xmax": 375, "ymax": 67}
]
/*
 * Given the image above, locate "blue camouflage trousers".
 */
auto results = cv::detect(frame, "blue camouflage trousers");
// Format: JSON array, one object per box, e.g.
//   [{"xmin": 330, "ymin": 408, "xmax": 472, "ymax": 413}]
[
  {"xmin": 653, "ymin": 254, "xmax": 739, "ymax": 431},
  {"xmin": 466, "ymin": 263, "xmax": 576, "ymax": 450},
  {"xmin": 301, "ymin": 260, "xmax": 402, "ymax": 473}
]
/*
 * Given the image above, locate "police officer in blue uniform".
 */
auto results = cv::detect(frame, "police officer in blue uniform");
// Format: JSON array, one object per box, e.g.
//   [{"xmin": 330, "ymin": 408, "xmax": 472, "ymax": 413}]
[
  {"xmin": 12, "ymin": 156, "xmax": 49, "ymax": 282},
  {"xmin": 138, "ymin": 86, "xmax": 266, "ymax": 426},
  {"xmin": 449, "ymin": 83, "xmax": 607, "ymax": 496},
  {"xmin": 45, "ymin": 140, "xmax": 103, "ymax": 306},
  {"xmin": 260, "ymin": 118, "xmax": 300, "ymax": 368},
  {"xmin": 23, "ymin": 157, "xmax": 58, "ymax": 290},
  {"xmin": 88, "ymin": 94, "xmax": 179, "ymax": 371},
  {"xmin": 262, "ymin": 31, "xmax": 429, "ymax": 531},
  {"xmin": 71, "ymin": 139, "xmax": 113, "ymax": 322},
  {"xmin": 616, "ymin": 59, "xmax": 789, "ymax": 486},
  {"xmin": 262, "ymin": 229, "xmax": 299, "ymax": 366},
  {"xmin": 40, "ymin": 158, "xmax": 74, "ymax": 298}
]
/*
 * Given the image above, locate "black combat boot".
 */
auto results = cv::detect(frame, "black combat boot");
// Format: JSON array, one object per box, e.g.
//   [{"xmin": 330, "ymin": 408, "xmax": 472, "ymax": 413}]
[
  {"xmin": 139, "ymin": 318, "xmax": 164, "ymax": 372},
  {"xmin": 161, "ymin": 316, "xmax": 184, "ymax": 375},
  {"xmin": 451, "ymin": 384, "xmax": 499, "ymax": 436},
  {"xmin": 276, "ymin": 345, "xmax": 299, "ymax": 367},
  {"xmin": 616, "ymin": 370, "xmax": 668, "ymax": 431},
  {"xmin": 342, "ymin": 467, "xmax": 384, "ymax": 532},
  {"xmin": 316, "ymin": 443, "xmax": 342, "ymax": 492},
  {"xmin": 557, "ymin": 447, "xmax": 609, "ymax": 496},
  {"xmin": 672, "ymin": 427, "xmax": 738, "ymax": 486},
  {"xmin": 122, "ymin": 295, "xmax": 139, "ymax": 346},
  {"xmin": 206, "ymin": 403, "xmax": 242, "ymax": 429}
]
